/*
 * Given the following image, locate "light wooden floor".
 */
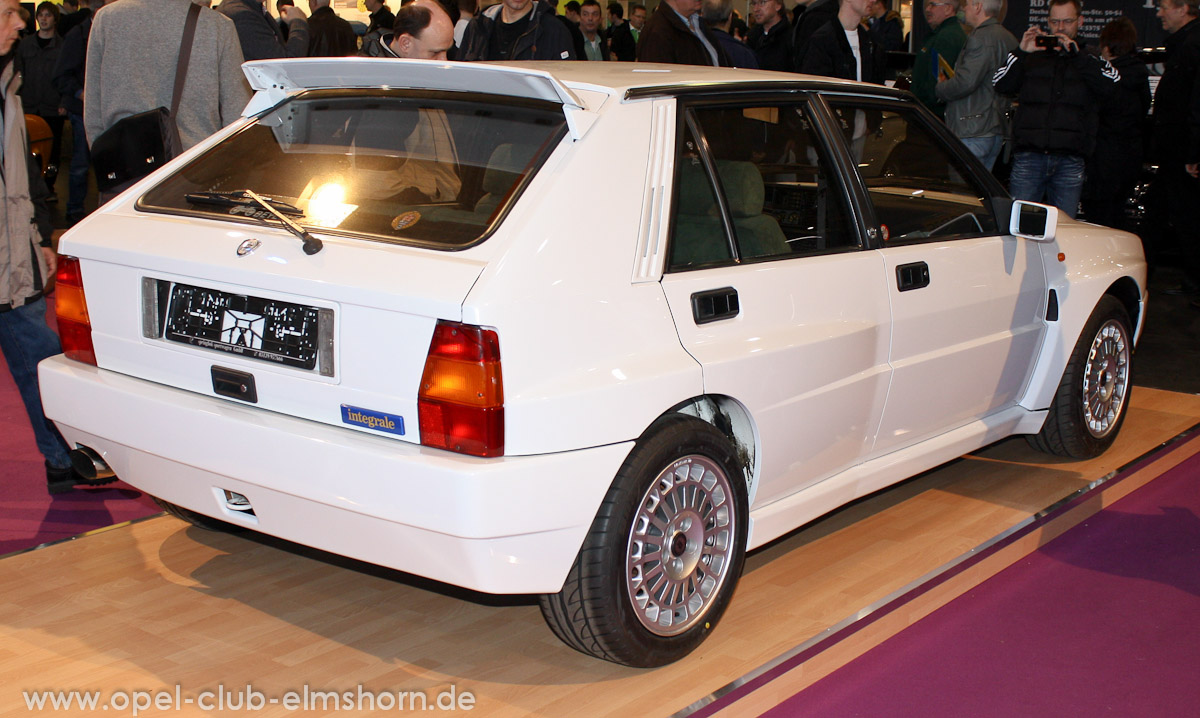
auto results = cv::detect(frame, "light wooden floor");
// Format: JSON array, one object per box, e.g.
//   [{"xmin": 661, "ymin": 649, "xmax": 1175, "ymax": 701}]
[{"xmin": 3, "ymin": 388, "xmax": 1199, "ymax": 717}]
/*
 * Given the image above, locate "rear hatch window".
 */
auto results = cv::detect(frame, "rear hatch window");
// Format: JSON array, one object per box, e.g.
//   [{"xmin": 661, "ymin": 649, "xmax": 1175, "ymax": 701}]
[{"xmin": 139, "ymin": 89, "xmax": 568, "ymax": 249}]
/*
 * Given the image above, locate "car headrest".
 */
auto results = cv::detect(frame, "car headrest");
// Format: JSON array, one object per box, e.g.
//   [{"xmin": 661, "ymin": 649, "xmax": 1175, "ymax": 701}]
[
  {"xmin": 716, "ymin": 160, "xmax": 765, "ymax": 219},
  {"xmin": 482, "ymin": 143, "xmax": 536, "ymax": 196}
]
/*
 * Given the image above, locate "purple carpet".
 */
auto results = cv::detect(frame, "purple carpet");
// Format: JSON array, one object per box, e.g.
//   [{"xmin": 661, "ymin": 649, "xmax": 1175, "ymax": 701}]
[
  {"xmin": 0, "ymin": 300, "xmax": 159, "ymax": 556},
  {"xmin": 761, "ymin": 444, "xmax": 1200, "ymax": 717}
]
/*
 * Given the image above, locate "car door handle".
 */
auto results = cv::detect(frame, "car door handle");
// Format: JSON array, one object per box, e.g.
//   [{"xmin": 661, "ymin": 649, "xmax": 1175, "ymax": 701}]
[
  {"xmin": 896, "ymin": 262, "xmax": 930, "ymax": 292},
  {"xmin": 691, "ymin": 287, "xmax": 739, "ymax": 324}
]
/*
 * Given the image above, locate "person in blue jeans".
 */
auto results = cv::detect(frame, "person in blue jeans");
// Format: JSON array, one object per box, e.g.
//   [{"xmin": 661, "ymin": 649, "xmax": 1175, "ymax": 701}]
[
  {"xmin": 991, "ymin": 0, "xmax": 1119, "ymax": 218},
  {"xmin": 0, "ymin": 0, "xmax": 109, "ymax": 494}
]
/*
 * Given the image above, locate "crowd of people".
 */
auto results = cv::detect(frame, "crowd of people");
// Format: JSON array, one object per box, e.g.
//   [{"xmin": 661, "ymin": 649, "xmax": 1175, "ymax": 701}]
[{"xmin": 2, "ymin": 0, "xmax": 1199, "ymax": 497}]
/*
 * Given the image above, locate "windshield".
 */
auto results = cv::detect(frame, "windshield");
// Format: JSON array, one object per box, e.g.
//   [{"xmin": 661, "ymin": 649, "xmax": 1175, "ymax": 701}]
[{"xmin": 139, "ymin": 89, "xmax": 569, "ymax": 249}]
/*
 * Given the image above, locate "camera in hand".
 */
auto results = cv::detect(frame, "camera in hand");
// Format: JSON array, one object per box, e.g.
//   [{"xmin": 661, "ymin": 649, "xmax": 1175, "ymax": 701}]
[{"xmin": 1035, "ymin": 34, "xmax": 1059, "ymax": 49}]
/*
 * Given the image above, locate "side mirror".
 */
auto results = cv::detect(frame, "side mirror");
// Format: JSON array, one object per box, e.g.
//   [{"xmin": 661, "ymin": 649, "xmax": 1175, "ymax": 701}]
[{"xmin": 1009, "ymin": 200, "xmax": 1059, "ymax": 242}]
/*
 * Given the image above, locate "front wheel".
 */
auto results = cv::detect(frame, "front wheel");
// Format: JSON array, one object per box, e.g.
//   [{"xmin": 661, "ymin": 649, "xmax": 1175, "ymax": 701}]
[
  {"xmin": 539, "ymin": 415, "xmax": 748, "ymax": 667},
  {"xmin": 1028, "ymin": 296, "xmax": 1133, "ymax": 459}
]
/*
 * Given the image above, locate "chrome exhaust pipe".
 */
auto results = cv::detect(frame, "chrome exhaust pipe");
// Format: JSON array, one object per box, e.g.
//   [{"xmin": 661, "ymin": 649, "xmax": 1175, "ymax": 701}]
[{"xmin": 69, "ymin": 446, "xmax": 116, "ymax": 481}]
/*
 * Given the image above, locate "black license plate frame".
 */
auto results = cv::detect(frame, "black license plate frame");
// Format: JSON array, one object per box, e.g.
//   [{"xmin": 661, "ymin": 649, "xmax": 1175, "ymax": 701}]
[{"xmin": 164, "ymin": 283, "xmax": 322, "ymax": 370}]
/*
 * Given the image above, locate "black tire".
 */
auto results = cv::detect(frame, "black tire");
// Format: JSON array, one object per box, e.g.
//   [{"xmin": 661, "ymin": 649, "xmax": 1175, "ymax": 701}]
[
  {"xmin": 1027, "ymin": 296, "xmax": 1133, "ymax": 459},
  {"xmin": 153, "ymin": 496, "xmax": 238, "ymax": 532},
  {"xmin": 539, "ymin": 415, "xmax": 748, "ymax": 667}
]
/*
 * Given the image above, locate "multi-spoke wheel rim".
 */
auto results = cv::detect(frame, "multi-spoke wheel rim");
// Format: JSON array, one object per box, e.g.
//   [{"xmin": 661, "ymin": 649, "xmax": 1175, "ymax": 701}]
[
  {"xmin": 625, "ymin": 455, "xmax": 736, "ymax": 636},
  {"xmin": 1082, "ymin": 319, "xmax": 1130, "ymax": 439}
]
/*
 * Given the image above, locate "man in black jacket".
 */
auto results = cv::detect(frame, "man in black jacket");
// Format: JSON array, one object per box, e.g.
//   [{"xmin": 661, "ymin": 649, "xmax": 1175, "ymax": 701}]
[
  {"xmin": 365, "ymin": 0, "xmax": 395, "ymax": 37},
  {"xmin": 746, "ymin": 0, "xmax": 790, "ymax": 72},
  {"xmin": 800, "ymin": 0, "xmax": 884, "ymax": 83},
  {"xmin": 992, "ymin": 0, "xmax": 1119, "ymax": 218},
  {"xmin": 459, "ymin": 0, "xmax": 574, "ymax": 60},
  {"xmin": 306, "ymin": 0, "xmax": 356, "ymax": 56},
  {"xmin": 1152, "ymin": 0, "xmax": 1200, "ymax": 295}
]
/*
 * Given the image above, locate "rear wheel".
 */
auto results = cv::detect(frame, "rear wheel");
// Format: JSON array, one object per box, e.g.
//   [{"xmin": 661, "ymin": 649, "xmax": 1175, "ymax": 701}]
[
  {"xmin": 1028, "ymin": 296, "xmax": 1132, "ymax": 459},
  {"xmin": 153, "ymin": 497, "xmax": 238, "ymax": 532},
  {"xmin": 539, "ymin": 415, "xmax": 747, "ymax": 667}
]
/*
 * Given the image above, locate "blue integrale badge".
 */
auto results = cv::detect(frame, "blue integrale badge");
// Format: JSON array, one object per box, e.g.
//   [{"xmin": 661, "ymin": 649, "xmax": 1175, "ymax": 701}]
[{"xmin": 340, "ymin": 405, "xmax": 405, "ymax": 436}]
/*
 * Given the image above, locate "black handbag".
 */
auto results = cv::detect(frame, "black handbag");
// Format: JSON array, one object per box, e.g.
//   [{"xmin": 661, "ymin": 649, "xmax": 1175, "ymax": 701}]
[{"xmin": 90, "ymin": 2, "xmax": 200, "ymax": 193}]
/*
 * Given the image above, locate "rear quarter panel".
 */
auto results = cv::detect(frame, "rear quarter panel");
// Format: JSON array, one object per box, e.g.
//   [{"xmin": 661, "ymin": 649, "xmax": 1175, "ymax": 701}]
[{"xmin": 462, "ymin": 99, "xmax": 703, "ymax": 456}]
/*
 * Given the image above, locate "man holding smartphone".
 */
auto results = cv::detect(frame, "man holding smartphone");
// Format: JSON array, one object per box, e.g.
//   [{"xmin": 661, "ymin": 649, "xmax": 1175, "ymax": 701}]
[{"xmin": 992, "ymin": 0, "xmax": 1120, "ymax": 217}]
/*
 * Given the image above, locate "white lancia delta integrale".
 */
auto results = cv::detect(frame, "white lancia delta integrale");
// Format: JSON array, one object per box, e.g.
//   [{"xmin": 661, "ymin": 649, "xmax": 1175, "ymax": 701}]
[{"xmin": 40, "ymin": 59, "xmax": 1146, "ymax": 667}]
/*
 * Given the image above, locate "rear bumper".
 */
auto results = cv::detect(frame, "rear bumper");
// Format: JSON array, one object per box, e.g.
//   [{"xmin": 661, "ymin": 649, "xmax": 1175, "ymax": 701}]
[{"xmin": 39, "ymin": 355, "xmax": 632, "ymax": 594}]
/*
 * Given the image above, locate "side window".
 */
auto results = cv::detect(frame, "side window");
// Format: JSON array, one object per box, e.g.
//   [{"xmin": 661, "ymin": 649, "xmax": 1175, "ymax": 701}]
[
  {"xmin": 668, "ymin": 102, "xmax": 858, "ymax": 271},
  {"xmin": 828, "ymin": 102, "xmax": 999, "ymax": 242},
  {"xmin": 670, "ymin": 123, "xmax": 734, "ymax": 268}
]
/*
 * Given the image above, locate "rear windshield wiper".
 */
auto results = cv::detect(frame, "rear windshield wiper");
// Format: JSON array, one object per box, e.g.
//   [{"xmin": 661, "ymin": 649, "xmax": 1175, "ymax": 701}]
[
  {"xmin": 185, "ymin": 190, "xmax": 305, "ymax": 216},
  {"xmin": 186, "ymin": 189, "xmax": 323, "ymax": 255}
]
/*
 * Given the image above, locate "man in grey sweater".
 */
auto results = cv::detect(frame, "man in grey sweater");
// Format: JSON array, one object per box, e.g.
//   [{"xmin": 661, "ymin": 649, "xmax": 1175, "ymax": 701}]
[
  {"xmin": 84, "ymin": 0, "xmax": 250, "ymax": 152},
  {"xmin": 934, "ymin": 0, "xmax": 1017, "ymax": 171}
]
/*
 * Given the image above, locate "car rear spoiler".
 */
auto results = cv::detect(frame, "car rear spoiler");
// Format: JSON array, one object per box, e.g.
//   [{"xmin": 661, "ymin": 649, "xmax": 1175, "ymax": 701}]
[{"xmin": 240, "ymin": 58, "xmax": 596, "ymax": 140}]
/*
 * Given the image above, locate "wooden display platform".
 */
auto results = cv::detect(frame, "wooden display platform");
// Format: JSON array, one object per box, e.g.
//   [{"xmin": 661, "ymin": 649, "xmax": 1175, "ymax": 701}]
[{"xmin": 3, "ymin": 388, "xmax": 1199, "ymax": 717}]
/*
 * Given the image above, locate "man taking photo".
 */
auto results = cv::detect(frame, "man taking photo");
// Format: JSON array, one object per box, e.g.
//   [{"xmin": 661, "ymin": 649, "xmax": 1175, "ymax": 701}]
[{"xmin": 992, "ymin": 0, "xmax": 1119, "ymax": 218}]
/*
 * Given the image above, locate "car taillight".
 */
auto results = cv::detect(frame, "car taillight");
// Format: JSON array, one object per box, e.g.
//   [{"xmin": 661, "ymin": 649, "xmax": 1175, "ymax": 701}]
[
  {"xmin": 418, "ymin": 320, "xmax": 503, "ymax": 458},
  {"xmin": 54, "ymin": 256, "xmax": 96, "ymax": 366}
]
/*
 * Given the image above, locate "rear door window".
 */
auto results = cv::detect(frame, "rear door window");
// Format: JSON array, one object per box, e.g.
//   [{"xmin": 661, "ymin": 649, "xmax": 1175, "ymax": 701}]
[
  {"xmin": 668, "ymin": 100, "xmax": 859, "ymax": 271},
  {"xmin": 139, "ymin": 90, "xmax": 568, "ymax": 249}
]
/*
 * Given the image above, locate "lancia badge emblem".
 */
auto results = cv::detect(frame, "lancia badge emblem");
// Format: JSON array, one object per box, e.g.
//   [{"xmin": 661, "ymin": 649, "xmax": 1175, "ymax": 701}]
[
  {"xmin": 237, "ymin": 238, "xmax": 261, "ymax": 256},
  {"xmin": 391, "ymin": 211, "xmax": 421, "ymax": 231}
]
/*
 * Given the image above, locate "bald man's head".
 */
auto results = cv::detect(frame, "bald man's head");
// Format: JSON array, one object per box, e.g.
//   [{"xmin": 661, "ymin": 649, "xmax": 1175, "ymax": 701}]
[{"xmin": 390, "ymin": 0, "xmax": 454, "ymax": 59}]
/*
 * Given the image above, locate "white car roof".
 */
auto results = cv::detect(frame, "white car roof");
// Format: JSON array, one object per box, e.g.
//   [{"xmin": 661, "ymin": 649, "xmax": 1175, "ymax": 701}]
[{"xmin": 239, "ymin": 59, "xmax": 891, "ymax": 140}]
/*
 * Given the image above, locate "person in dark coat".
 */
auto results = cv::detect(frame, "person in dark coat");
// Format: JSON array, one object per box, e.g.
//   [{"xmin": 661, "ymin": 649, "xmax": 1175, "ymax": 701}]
[
  {"xmin": 1150, "ymin": 0, "xmax": 1200, "ymax": 294},
  {"xmin": 866, "ymin": 0, "xmax": 902, "ymax": 52},
  {"xmin": 1081, "ymin": 18, "xmax": 1150, "ymax": 231},
  {"xmin": 365, "ymin": 0, "xmax": 395, "ymax": 37},
  {"xmin": 458, "ymin": 0, "xmax": 574, "ymax": 60},
  {"xmin": 277, "ymin": 0, "xmax": 293, "ymax": 40},
  {"xmin": 560, "ymin": 0, "xmax": 587, "ymax": 59},
  {"xmin": 15, "ymin": 2, "xmax": 64, "ymax": 188},
  {"xmin": 51, "ymin": 14, "xmax": 91, "ymax": 224},
  {"xmin": 57, "ymin": 0, "xmax": 91, "ymax": 38},
  {"xmin": 578, "ymin": 0, "xmax": 607, "ymax": 60},
  {"xmin": 360, "ymin": 0, "xmax": 395, "ymax": 51},
  {"xmin": 746, "ymin": 0, "xmax": 791, "ymax": 72},
  {"xmin": 219, "ymin": 0, "xmax": 309, "ymax": 61},
  {"xmin": 800, "ymin": 0, "xmax": 885, "ymax": 83},
  {"xmin": 306, "ymin": 0, "xmax": 356, "ymax": 56},
  {"xmin": 912, "ymin": 0, "xmax": 967, "ymax": 119},
  {"xmin": 608, "ymin": 2, "xmax": 642, "ymax": 60},
  {"xmin": 791, "ymin": 0, "xmax": 836, "ymax": 71},
  {"xmin": 636, "ymin": 0, "xmax": 728, "ymax": 66},
  {"xmin": 703, "ymin": 0, "xmax": 756, "ymax": 68}
]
